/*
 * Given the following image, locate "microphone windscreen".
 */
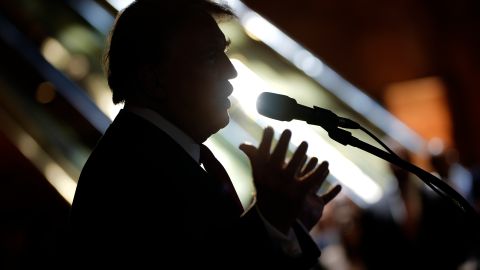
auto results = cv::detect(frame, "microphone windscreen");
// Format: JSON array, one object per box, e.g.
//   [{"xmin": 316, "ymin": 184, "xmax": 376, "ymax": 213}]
[{"xmin": 256, "ymin": 92, "xmax": 297, "ymax": 121}]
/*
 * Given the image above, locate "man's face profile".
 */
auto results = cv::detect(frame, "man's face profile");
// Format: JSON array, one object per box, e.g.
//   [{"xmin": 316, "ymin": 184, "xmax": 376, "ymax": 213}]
[{"xmin": 155, "ymin": 11, "xmax": 238, "ymax": 142}]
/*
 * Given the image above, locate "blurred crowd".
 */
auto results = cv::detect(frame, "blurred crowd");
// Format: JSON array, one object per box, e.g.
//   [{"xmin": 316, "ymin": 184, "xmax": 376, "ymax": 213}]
[{"xmin": 310, "ymin": 140, "xmax": 480, "ymax": 270}]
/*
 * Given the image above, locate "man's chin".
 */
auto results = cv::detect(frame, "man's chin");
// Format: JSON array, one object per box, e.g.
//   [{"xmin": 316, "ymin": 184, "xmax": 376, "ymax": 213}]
[
  {"xmin": 198, "ymin": 114, "xmax": 230, "ymax": 143},
  {"xmin": 213, "ymin": 114, "xmax": 230, "ymax": 132}
]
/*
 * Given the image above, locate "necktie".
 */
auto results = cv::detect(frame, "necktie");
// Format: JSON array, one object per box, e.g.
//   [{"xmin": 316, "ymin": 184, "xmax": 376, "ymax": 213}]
[{"xmin": 200, "ymin": 144, "xmax": 244, "ymax": 215}]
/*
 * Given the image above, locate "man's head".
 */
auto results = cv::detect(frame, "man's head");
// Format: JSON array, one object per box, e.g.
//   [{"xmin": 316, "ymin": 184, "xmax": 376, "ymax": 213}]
[{"xmin": 105, "ymin": 0, "xmax": 237, "ymax": 142}]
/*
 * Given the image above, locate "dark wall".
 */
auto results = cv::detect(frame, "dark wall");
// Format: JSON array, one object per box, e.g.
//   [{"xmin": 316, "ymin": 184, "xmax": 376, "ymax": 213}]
[{"xmin": 0, "ymin": 132, "xmax": 70, "ymax": 268}]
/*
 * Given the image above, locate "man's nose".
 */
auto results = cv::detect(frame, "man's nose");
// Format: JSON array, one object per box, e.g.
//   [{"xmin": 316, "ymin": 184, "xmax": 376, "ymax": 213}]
[{"xmin": 224, "ymin": 55, "xmax": 238, "ymax": 79}]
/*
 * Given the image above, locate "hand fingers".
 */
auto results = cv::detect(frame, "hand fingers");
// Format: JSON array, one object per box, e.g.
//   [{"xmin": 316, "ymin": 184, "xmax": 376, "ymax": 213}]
[
  {"xmin": 239, "ymin": 143, "xmax": 257, "ymax": 161},
  {"xmin": 270, "ymin": 129, "xmax": 291, "ymax": 167},
  {"xmin": 295, "ymin": 155, "xmax": 307, "ymax": 177},
  {"xmin": 319, "ymin": 184, "xmax": 342, "ymax": 205},
  {"xmin": 258, "ymin": 126, "xmax": 274, "ymax": 160},
  {"xmin": 302, "ymin": 161, "xmax": 329, "ymax": 193},
  {"xmin": 300, "ymin": 157, "xmax": 318, "ymax": 177},
  {"xmin": 286, "ymin": 141, "xmax": 308, "ymax": 176}
]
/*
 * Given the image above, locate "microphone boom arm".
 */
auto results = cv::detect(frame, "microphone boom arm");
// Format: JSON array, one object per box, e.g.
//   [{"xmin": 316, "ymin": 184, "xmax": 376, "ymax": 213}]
[{"xmin": 325, "ymin": 126, "xmax": 479, "ymax": 223}]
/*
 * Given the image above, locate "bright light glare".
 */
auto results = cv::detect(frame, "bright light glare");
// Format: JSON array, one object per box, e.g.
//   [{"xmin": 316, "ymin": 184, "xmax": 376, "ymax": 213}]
[
  {"xmin": 106, "ymin": 0, "xmax": 133, "ymax": 11},
  {"xmin": 229, "ymin": 59, "xmax": 266, "ymax": 117},
  {"xmin": 44, "ymin": 162, "xmax": 77, "ymax": 204},
  {"xmin": 230, "ymin": 59, "xmax": 382, "ymax": 204},
  {"xmin": 243, "ymin": 13, "xmax": 282, "ymax": 44}
]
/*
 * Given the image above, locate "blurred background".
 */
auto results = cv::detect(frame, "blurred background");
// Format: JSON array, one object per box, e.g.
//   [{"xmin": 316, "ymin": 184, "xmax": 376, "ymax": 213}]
[{"xmin": 0, "ymin": 0, "xmax": 479, "ymax": 269}]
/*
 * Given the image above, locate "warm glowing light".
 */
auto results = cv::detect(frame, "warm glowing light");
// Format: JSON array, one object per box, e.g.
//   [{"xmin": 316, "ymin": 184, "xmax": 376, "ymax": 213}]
[
  {"xmin": 384, "ymin": 76, "xmax": 452, "ymax": 147},
  {"xmin": 41, "ymin": 37, "xmax": 71, "ymax": 70},
  {"xmin": 17, "ymin": 133, "xmax": 39, "ymax": 159},
  {"xmin": 43, "ymin": 162, "xmax": 77, "ymax": 204},
  {"xmin": 66, "ymin": 54, "xmax": 90, "ymax": 80},
  {"xmin": 36, "ymin": 81, "xmax": 56, "ymax": 104},
  {"xmin": 427, "ymin": 137, "xmax": 445, "ymax": 156}
]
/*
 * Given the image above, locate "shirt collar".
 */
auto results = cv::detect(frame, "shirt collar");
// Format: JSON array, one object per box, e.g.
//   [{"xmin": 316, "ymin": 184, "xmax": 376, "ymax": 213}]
[{"xmin": 125, "ymin": 106, "xmax": 201, "ymax": 164}]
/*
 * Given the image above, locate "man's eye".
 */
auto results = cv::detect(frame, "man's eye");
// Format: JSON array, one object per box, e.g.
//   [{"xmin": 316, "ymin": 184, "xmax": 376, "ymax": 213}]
[
  {"xmin": 208, "ymin": 52, "xmax": 217, "ymax": 59},
  {"xmin": 205, "ymin": 52, "xmax": 218, "ymax": 63}
]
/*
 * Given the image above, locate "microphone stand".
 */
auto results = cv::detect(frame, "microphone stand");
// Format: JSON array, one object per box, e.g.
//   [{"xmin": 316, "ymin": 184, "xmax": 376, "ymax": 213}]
[{"xmin": 325, "ymin": 126, "xmax": 480, "ymax": 227}]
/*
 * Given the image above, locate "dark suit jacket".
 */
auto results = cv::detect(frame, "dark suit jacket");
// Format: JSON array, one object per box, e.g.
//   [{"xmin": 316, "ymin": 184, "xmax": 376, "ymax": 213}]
[{"xmin": 68, "ymin": 109, "xmax": 320, "ymax": 269}]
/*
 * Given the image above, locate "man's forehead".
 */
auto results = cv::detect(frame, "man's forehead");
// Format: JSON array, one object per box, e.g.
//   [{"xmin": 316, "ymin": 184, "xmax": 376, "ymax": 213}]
[{"xmin": 174, "ymin": 13, "xmax": 228, "ymax": 49}]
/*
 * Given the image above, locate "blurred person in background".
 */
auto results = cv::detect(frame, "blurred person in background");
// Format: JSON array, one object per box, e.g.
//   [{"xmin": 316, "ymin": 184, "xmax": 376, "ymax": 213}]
[
  {"xmin": 428, "ymin": 138, "xmax": 475, "ymax": 204},
  {"xmin": 428, "ymin": 140, "xmax": 480, "ymax": 269},
  {"xmin": 358, "ymin": 143, "xmax": 474, "ymax": 269},
  {"xmin": 311, "ymin": 193, "xmax": 366, "ymax": 270}
]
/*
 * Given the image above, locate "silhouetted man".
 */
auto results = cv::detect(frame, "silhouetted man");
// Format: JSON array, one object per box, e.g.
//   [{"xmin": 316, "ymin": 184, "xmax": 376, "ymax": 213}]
[{"xmin": 69, "ymin": 1, "xmax": 341, "ymax": 269}]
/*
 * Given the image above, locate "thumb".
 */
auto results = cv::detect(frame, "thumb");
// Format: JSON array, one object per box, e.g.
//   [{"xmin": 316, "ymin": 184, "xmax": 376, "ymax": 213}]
[
  {"xmin": 321, "ymin": 184, "xmax": 342, "ymax": 205},
  {"xmin": 239, "ymin": 143, "xmax": 257, "ymax": 160}
]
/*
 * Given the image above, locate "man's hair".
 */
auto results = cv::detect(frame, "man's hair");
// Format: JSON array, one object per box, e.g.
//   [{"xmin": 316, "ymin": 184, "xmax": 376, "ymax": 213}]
[{"xmin": 104, "ymin": 0, "xmax": 234, "ymax": 104}]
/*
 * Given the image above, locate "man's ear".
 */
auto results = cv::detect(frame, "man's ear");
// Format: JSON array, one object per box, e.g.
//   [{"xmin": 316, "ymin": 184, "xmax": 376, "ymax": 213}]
[{"xmin": 137, "ymin": 64, "xmax": 166, "ymax": 99}]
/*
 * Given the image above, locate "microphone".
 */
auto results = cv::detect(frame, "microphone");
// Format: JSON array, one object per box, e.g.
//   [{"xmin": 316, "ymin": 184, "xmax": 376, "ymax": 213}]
[{"xmin": 256, "ymin": 92, "xmax": 359, "ymax": 129}]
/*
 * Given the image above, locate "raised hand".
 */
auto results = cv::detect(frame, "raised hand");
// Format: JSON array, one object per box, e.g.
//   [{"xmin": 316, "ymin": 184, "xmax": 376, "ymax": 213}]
[{"xmin": 239, "ymin": 126, "xmax": 341, "ymax": 234}]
